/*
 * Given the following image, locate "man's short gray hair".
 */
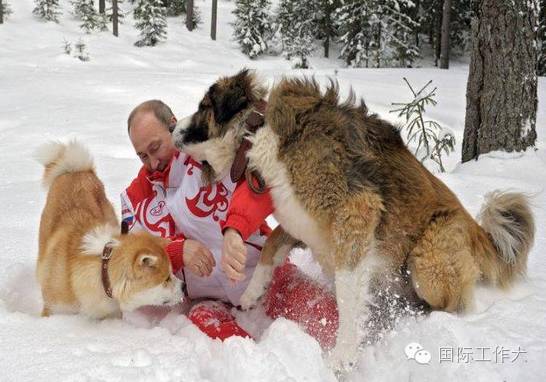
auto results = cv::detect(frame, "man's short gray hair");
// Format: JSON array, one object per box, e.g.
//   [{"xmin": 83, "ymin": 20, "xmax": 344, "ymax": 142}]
[{"xmin": 127, "ymin": 100, "xmax": 175, "ymax": 133}]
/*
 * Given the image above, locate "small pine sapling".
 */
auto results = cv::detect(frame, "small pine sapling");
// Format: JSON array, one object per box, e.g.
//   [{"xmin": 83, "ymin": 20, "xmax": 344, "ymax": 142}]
[
  {"xmin": 63, "ymin": 38, "xmax": 72, "ymax": 54},
  {"xmin": 74, "ymin": 39, "xmax": 90, "ymax": 61},
  {"xmin": 391, "ymin": 78, "xmax": 455, "ymax": 172}
]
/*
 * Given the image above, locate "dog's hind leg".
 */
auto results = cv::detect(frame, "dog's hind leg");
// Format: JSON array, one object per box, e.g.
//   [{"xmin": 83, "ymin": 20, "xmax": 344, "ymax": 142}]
[
  {"xmin": 327, "ymin": 193, "xmax": 383, "ymax": 371},
  {"xmin": 408, "ymin": 213, "xmax": 480, "ymax": 313},
  {"xmin": 260, "ymin": 226, "xmax": 301, "ymax": 267},
  {"xmin": 240, "ymin": 226, "xmax": 301, "ymax": 310}
]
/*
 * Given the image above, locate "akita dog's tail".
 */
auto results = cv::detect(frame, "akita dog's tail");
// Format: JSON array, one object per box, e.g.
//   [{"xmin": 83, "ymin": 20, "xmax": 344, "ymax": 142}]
[
  {"xmin": 475, "ymin": 191, "xmax": 535, "ymax": 288},
  {"xmin": 34, "ymin": 140, "xmax": 95, "ymax": 188}
]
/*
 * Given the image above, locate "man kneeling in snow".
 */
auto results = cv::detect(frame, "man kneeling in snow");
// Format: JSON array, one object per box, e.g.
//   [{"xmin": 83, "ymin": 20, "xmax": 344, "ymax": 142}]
[{"xmin": 121, "ymin": 100, "xmax": 338, "ymax": 348}]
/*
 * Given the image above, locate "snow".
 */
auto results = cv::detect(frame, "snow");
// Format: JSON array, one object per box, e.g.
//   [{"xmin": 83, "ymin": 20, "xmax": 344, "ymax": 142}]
[{"xmin": 1, "ymin": 0, "xmax": 546, "ymax": 381}]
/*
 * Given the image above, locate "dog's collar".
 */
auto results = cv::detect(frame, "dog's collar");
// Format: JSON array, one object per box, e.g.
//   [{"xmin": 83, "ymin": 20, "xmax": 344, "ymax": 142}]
[
  {"xmin": 244, "ymin": 99, "xmax": 267, "ymax": 133},
  {"xmin": 101, "ymin": 241, "xmax": 115, "ymax": 299},
  {"xmin": 230, "ymin": 100, "xmax": 267, "ymax": 194}
]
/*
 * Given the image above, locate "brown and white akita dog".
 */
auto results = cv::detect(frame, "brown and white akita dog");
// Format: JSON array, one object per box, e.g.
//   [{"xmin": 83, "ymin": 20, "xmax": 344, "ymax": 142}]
[
  {"xmin": 172, "ymin": 69, "xmax": 534, "ymax": 369},
  {"xmin": 35, "ymin": 140, "xmax": 183, "ymax": 319}
]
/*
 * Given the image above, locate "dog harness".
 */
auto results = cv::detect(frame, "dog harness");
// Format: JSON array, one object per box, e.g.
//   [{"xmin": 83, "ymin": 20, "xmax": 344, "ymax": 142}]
[{"xmin": 231, "ymin": 99, "xmax": 268, "ymax": 194}]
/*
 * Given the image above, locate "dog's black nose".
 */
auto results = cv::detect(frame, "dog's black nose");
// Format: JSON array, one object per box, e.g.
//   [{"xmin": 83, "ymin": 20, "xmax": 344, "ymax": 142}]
[{"xmin": 168, "ymin": 123, "xmax": 176, "ymax": 134}]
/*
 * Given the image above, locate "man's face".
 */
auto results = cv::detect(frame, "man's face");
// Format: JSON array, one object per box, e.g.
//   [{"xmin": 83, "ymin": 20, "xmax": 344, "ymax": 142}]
[{"xmin": 129, "ymin": 111, "xmax": 177, "ymax": 172}]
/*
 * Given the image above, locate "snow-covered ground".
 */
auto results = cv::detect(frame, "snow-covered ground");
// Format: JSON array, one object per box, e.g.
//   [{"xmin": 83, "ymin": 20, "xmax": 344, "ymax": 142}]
[{"xmin": 1, "ymin": 1, "xmax": 545, "ymax": 381}]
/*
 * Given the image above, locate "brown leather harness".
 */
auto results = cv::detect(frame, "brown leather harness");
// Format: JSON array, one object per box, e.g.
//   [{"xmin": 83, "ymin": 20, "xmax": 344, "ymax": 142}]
[{"xmin": 230, "ymin": 100, "xmax": 268, "ymax": 194}]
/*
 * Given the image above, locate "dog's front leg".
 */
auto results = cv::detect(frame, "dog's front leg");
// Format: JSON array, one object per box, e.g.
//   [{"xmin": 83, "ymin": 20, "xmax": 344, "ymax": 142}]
[
  {"xmin": 240, "ymin": 226, "xmax": 299, "ymax": 310},
  {"xmin": 327, "ymin": 194, "xmax": 383, "ymax": 372},
  {"xmin": 330, "ymin": 249, "xmax": 379, "ymax": 372}
]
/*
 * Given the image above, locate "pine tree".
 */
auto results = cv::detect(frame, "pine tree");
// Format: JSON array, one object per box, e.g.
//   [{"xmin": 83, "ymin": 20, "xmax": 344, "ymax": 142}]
[
  {"xmin": 538, "ymin": 0, "xmax": 546, "ymax": 76},
  {"xmin": 1, "ymin": 1, "xmax": 13, "ymax": 24},
  {"xmin": 336, "ymin": 0, "xmax": 420, "ymax": 68},
  {"xmin": 315, "ymin": 0, "xmax": 341, "ymax": 58},
  {"xmin": 383, "ymin": 0, "xmax": 420, "ymax": 67},
  {"xmin": 417, "ymin": 0, "xmax": 470, "ymax": 64},
  {"xmin": 33, "ymin": 0, "xmax": 62, "ymax": 23},
  {"xmin": 232, "ymin": 0, "xmax": 272, "ymax": 58},
  {"xmin": 418, "ymin": 0, "xmax": 442, "ymax": 64},
  {"xmin": 72, "ymin": 0, "xmax": 107, "ymax": 33},
  {"xmin": 368, "ymin": 2, "xmax": 390, "ymax": 68},
  {"xmin": 163, "ymin": 0, "xmax": 185, "ymax": 16},
  {"xmin": 277, "ymin": 0, "xmax": 318, "ymax": 68},
  {"xmin": 335, "ymin": 0, "xmax": 373, "ymax": 67},
  {"xmin": 449, "ymin": 0, "xmax": 472, "ymax": 53},
  {"xmin": 134, "ymin": 0, "xmax": 168, "ymax": 46}
]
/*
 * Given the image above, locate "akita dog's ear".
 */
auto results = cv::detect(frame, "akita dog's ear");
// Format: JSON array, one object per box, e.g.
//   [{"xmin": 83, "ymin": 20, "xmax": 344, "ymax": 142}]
[
  {"xmin": 137, "ymin": 253, "xmax": 158, "ymax": 268},
  {"xmin": 209, "ymin": 69, "xmax": 253, "ymax": 124}
]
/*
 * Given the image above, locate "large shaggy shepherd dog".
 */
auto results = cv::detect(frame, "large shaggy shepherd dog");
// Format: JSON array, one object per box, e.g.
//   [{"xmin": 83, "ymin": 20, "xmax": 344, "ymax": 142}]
[{"xmin": 172, "ymin": 69, "xmax": 534, "ymax": 368}]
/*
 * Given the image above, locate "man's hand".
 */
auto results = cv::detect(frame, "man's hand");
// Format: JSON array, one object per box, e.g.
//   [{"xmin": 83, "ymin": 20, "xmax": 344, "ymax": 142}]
[
  {"xmin": 221, "ymin": 228, "xmax": 247, "ymax": 282},
  {"xmin": 183, "ymin": 239, "xmax": 215, "ymax": 277}
]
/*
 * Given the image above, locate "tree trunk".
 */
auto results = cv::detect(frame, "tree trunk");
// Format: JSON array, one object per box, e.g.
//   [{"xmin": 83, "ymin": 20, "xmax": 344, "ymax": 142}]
[
  {"xmin": 112, "ymin": 0, "xmax": 118, "ymax": 37},
  {"xmin": 428, "ymin": 7, "xmax": 434, "ymax": 45},
  {"xmin": 186, "ymin": 0, "xmax": 194, "ymax": 31},
  {"xmin": 462, "ymin": 0, "xmax": 538, "ymax": 162},
  {"xmin": 324, "ymin": 35, "xmax": 330, "ymax": 58},
  {"xmin": 414, "ymin": 0, "xmax": 420, "ymax": 47},
  {"xmin": 434, "ymin": 1, "xmax": 442, "ymax": 66},
  {"xmin": 323, "ymin": 4, "xmax": 331, "ymax": 58},
  {"xmin": 377, "ymin": 22, "xmax": 382, "ymax": 68},
  {"xmin": 440, "ymin": 0, "xmax": 451, "ymax": 69},
  {"xmin": 211, "ymin": 0, "xmax": 217, "ymax": 40},
  {"xmin": 0, "ymin": 0, "xmax": 4, "ymax": 24},
  {"xmin": 99, "ymin": 0, "xmax": 105, "ymax": 14},
  {"xmin": 538, "ymin": 0, "xmax": 546, "ymax": 76}
]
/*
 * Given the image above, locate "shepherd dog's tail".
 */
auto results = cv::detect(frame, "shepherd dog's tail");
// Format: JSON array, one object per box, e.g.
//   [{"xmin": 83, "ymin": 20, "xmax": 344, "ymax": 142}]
[{"xmin": 476, "ymin": 191, "xmax": 535, "ymax": 287}]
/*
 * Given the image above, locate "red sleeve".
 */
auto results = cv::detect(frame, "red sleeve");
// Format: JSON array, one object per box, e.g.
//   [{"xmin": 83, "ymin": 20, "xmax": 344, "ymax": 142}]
[
  {"xmin": 165, "ymin": 234, "xmax": 186, "ymax": 274},
  {"xmin": 222, "ymin": 180, "xmax": 274, "ymax": 241},
  {"xmin": 125, "ymin": 166, "xmax": 153, "ymax": 207}
]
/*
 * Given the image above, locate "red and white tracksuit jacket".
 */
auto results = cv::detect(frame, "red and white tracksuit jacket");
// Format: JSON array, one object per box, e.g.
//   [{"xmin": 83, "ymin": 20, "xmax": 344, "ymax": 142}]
[
  {"xmin": 121, "ymin": 151, "xmax": 338, "ymax": 348},
  {"xmin": 120, "ymin": 150, "xmax": 273, "ymax": 306}
]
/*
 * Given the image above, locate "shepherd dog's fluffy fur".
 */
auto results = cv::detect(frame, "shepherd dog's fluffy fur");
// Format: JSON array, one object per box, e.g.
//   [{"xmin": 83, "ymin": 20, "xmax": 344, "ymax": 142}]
[
  {"xmin": 172, "ymin": 69, "xmax": 535, "ymax": 367},
  {"xmin": 35, "ymin": 140, "xmax": 182, "ymax": 319}
]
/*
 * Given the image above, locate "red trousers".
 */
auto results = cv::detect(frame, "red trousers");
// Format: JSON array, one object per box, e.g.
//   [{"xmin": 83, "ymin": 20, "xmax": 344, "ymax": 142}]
[{"xmin": 188, "ymin": 263, "xmax": 339, "ymax": 349}]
